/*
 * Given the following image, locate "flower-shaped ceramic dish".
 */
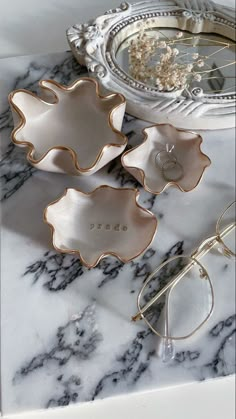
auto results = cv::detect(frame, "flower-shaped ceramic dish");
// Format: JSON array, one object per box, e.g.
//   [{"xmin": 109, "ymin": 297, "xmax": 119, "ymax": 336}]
[
  {"xmin": 44, "ymin": 186, "xmax": 158, "ymax": 268},
  {"xmin": 9, "ymin": 78, "xmax": 127, "ymax": 175},
  {"xmin": 122, "ymin": 124, "xmax": 211, "ymax": 194}
]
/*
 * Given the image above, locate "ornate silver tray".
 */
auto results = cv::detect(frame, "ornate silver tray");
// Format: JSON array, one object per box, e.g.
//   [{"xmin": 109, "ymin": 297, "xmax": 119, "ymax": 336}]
[{"xmin": 67, "ymin": 0, "xmax": 236, "ymax": 130}]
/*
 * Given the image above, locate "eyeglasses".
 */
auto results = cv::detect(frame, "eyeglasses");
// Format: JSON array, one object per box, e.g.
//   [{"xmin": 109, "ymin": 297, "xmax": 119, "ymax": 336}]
[{"xmin": 132, "ymin": 201, "xmax": 235, "ymax": 362}]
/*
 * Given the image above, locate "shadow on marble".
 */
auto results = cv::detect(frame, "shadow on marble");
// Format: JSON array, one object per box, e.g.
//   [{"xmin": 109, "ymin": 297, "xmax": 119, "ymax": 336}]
[{"xmin": 2, "ymin": 168, "xmax": 112, "ymax": 250}]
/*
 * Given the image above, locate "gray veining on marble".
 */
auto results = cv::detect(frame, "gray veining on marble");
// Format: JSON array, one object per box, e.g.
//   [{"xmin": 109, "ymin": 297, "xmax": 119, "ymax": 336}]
[{"xmin": 0, "ymin": 51, "xmax": 235, "ymax": 415}]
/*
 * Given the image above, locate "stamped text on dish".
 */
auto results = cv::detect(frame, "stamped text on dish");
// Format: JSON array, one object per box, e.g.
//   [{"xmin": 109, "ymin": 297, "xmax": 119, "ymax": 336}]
[{"xmin": 89, "ymin": 223, "xmax": 128, "ymax": 231}]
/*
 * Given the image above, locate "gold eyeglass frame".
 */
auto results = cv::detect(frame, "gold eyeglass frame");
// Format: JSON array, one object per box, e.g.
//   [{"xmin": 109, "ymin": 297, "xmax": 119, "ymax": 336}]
[{"xmin": 132, "ymin": 201, "xmax": 236, "ymax": 341}]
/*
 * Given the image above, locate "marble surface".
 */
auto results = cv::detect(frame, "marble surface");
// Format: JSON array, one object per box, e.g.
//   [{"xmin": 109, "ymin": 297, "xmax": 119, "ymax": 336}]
[{"xmin": 0, "ymin": 51, "xmax": 235, "ymax": 415}]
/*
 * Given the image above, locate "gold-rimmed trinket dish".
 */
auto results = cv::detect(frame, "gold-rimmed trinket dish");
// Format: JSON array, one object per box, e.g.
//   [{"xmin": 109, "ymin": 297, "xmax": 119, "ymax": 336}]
[
  {"xmin": 44, "ymin": 186, "xmax": 158, "ymax": 268},
  {"xmin": 9, "ymin": 77, "xmax": 127, "ymax": 175},
  {"xmin": 122, "ymin": 124, "xmax": 211, "ymax": 194}
]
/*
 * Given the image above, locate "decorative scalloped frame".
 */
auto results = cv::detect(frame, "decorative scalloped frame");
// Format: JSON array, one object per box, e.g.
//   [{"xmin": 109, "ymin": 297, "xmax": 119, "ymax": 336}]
[{"xmin": 67, "ymin": 0, "xmax": 236, "ymax": 130}]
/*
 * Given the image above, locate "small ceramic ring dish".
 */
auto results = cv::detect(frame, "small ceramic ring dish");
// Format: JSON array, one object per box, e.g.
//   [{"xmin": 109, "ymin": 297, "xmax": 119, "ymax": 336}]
[
  {"xmin": 44, "ymin": 186, "xmax": 158, "ymax": 268},
  {"xmin": 122, "ymin": 124, "xmax": 211, "ymax": 194},
  {"xmin": 9, "ymin": 78, "xmax": 127, "ymax": 175}
]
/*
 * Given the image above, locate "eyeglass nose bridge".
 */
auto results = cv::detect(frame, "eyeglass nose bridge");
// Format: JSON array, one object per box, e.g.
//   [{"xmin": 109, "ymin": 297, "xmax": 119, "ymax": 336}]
[
  {"xmin": 190, "ymin": 232, "xmax": 233, "ymax": 261},
  {"xmin": 191, "ymin": 235, "xmax": 217, "ymax": 260}
]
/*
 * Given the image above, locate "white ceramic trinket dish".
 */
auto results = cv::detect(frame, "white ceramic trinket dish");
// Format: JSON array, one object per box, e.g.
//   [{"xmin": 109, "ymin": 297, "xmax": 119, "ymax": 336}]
[
  {"xmin": 9, "ymin": 78, "xmax": 127, "ymax": 175},
  {"xmin": 44, "ymin": 186, "xmax": 158, "ymax": 268},
  {"xmin": 122, "ymin": 124, "xmax": 211, "ymax": 194}
]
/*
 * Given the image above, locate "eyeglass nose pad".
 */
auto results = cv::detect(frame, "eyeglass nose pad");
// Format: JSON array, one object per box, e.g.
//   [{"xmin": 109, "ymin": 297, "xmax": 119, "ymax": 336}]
[
  {"xmin": 161, "ymin": 337, "xmax": 175, "ymax": 363},
  {"xmin": 215, "ymin": 237, "xmax": 232, "ymax": 259},
  {"xmin": 199, "ymin": 268, "xmax": 208, "ymax": 279},
  {"xmin": 224, "ymin": 249, "xmax": 233, "ymax": 259},
  {"xmin": 220, "ymin": 246, "xmax": 232, "ymax": 259}
]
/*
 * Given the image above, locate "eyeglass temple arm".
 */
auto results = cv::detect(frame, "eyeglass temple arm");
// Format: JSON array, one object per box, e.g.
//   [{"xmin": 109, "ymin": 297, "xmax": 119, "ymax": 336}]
[{"xmin": 132, "ymin": 222, "xmax": 235, "ymax": 322}]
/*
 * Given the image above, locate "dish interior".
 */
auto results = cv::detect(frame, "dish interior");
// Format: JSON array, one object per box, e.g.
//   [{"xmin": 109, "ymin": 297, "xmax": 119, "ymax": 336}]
[
  {"xmin": 13, "ymin": 81, "xmax": 124, "ymax": 168},
  {"xmin": 46, "ymin": 188, "xmax": 157, "ymax": 266},
  {"xmin": 123, "ymin": 125, "xmax": 210, "ymax": 191}
]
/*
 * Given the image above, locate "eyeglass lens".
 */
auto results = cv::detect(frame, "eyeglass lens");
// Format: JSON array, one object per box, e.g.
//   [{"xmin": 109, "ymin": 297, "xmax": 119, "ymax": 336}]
[{"xmin": 139, "ymin": 256, "xmax": 213, "ymax": 340}]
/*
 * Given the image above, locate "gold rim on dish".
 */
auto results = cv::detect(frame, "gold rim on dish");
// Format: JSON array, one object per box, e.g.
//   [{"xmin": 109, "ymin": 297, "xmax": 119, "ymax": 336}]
[
  {"xmin": 9, "ymin": 77, "xmax": 128, "ymax": 174},
  {"xmin": 44, "ymin": 185, "xmax": 158, "ymax": 268}
]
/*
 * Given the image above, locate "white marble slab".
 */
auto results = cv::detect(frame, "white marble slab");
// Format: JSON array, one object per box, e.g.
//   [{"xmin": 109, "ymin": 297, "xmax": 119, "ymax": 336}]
[{"xmin": 0, "ymin": 51, "xmax": 235, "ymax": 415}]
